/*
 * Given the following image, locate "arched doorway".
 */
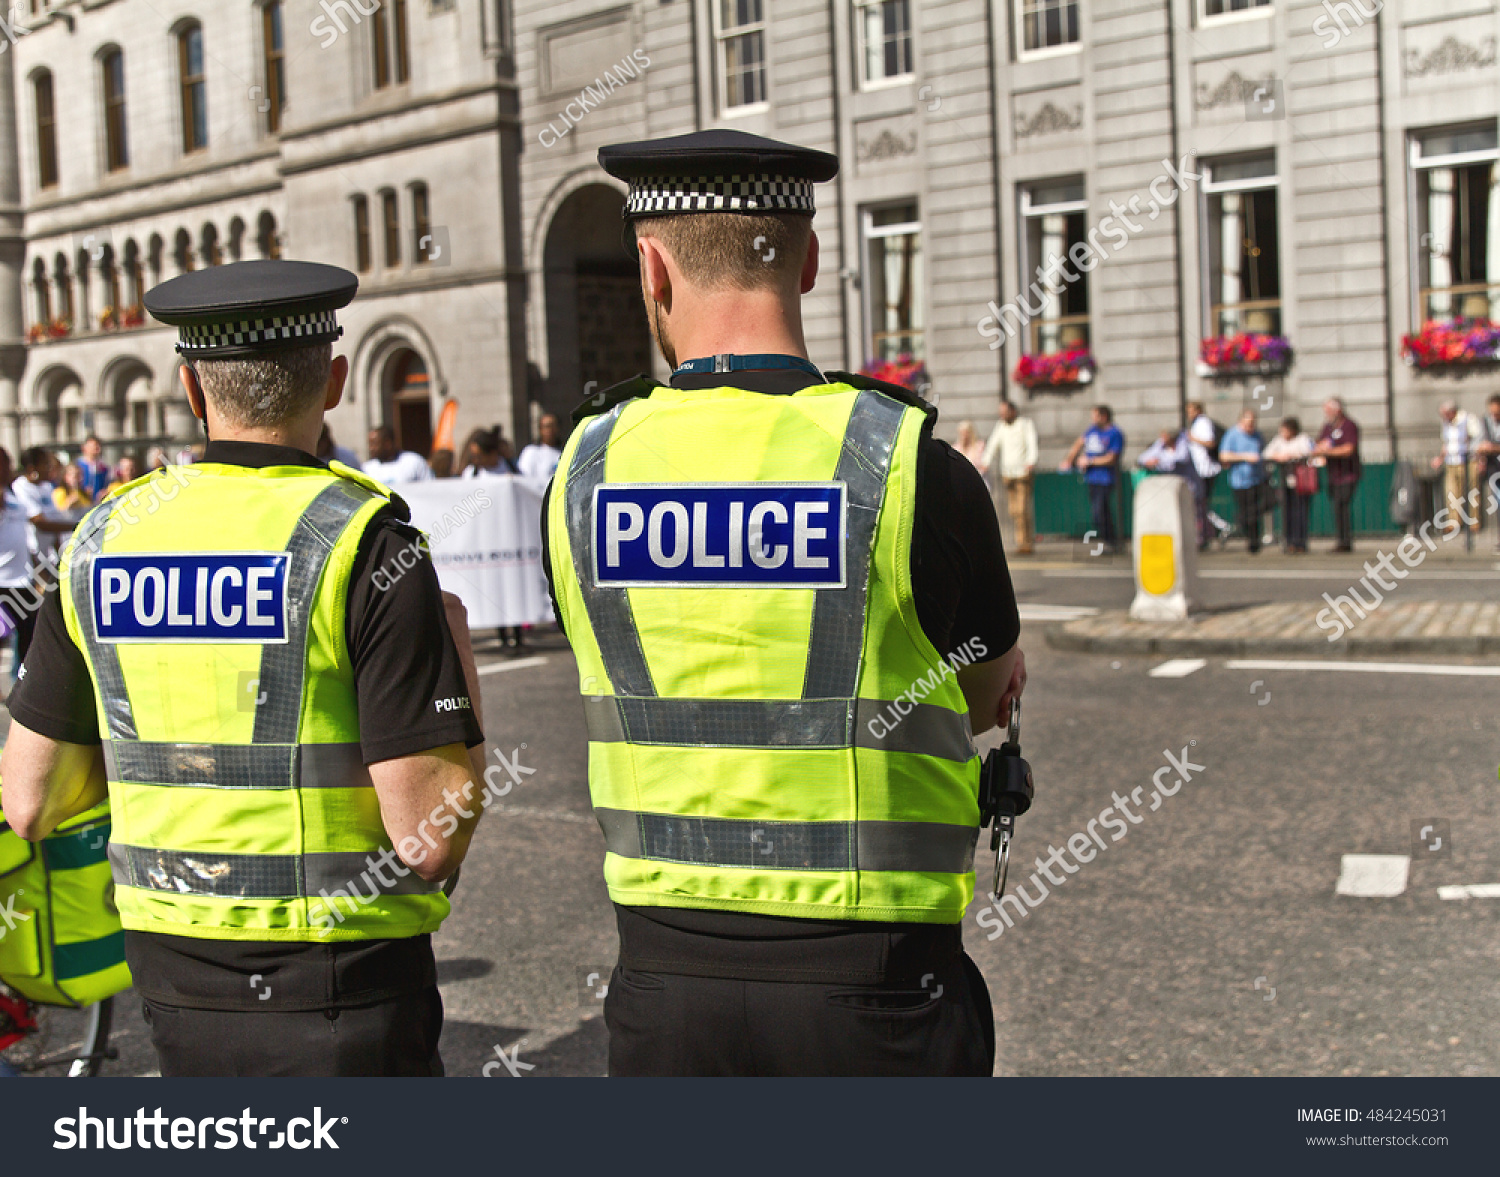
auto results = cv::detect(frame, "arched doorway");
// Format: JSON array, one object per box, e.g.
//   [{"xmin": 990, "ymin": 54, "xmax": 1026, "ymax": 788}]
[
  {"xmin": 382, "ymin": 347, "xmax": 432, "ymax": 457},
  {"xmin": 541, "ymin": 184, "xmax": 652, "ymax": 423}
]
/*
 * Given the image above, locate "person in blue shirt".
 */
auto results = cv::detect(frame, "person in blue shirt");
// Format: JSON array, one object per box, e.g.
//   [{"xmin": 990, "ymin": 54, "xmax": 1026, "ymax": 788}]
[
  {"xmin": 1219, "ymin": 409, "xmax": 1267, "ymax": 553},
  {"xmin": 1061, "ymin": 404, "xmax": 1125, "ymax": 553}
]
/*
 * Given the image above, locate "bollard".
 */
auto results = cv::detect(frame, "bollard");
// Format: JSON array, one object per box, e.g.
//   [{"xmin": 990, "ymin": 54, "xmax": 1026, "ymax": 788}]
[{"xmin": 1129, "ymin": 475, "xmax": 1200, "ymax": 621}]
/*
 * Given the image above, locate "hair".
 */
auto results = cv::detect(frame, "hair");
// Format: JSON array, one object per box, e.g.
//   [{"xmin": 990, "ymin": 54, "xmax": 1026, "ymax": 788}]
[
  {"xmin": 1281, "ymin": 416, "xmax": 1301, "ymax": 434},
  {"xmin": 632, "ymin": 212, "xmax": 812, "ymax": 291},
  {"xmin": 1489, "ymin": 393, "xmax": 1500, "ymax": 407},
  {"xmin": 193, "ymin": 343, "xmax": 333, "ymax": 429},
  {"xmin": 1326, "ymin": 396, "xmax": 1345, "ymax": 412},
  {"xmin": 429, "ymin": 449, "xmax": 454, "ymax": 478},
  {"xmin": 1185, "ymin": 400, "xmax": 1204, "ymax": 417},
  {"xmin": 1092, "ymin": 404, "xmax": 1113, "ymax": 424},
  {"xmin": 19, "ymin": 446, "xmax": 51, "ymax": 474},
  {"xmin": 370, "ymin": 424, "xmax": 396, "ymax": 442}
]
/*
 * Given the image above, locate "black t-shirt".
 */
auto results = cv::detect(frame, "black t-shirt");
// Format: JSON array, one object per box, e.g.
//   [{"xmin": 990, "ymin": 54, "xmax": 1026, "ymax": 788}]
[
  {"xmin": 8, "ymin": 440, "xmax": 484, "ymax": 1010},
  {"xmin": 541, "ymin": 368, "xmax": 1021, "ymax": 984}
]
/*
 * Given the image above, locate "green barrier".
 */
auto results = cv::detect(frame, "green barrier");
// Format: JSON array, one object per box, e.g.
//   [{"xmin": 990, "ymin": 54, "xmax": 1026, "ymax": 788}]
[
  {"xmin": 1035, "ymin": 463, "xmax": 1399, "ymax": 540},
  {"xmin": 0, "ymin": 799, "xmax": 132, "ymax": 1008}
]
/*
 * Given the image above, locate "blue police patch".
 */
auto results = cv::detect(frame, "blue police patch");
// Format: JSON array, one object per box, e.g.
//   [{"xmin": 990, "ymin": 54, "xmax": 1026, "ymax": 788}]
[
  {"xmin": 92, "ymin": 553, "xmax": 291, "ymax": 643},
  {"xmin": 593, "ymin": 483, "xmax": 846, "ymax": 588}
]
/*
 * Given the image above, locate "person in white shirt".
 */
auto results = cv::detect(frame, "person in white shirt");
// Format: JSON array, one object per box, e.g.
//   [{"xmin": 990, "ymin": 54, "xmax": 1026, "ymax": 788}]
[
  {"xmin": 980, "ymin": 399, "xmax": 1039, "ymax": 555},
  {"xmin": 1263, "ymin": 416, "xmax": 1315, "ymax": 553},
  {"xmin": 1184, "ymin": 401, "xmax": 1228, "ymax": 550},
  {"xmin": 1137, "ymin": 428, "xmax": 1192, "ymax": 476},
  {"xmin": 11, "ymin": 447, "xmax": 75, "ymax": 575},
  {"xmin": 517, "ymin": 414, "xmax": 564, "ymax": 493},
  {"xmin": 363, "ymin": 424, "xmax": 434, "ymax": 484},
  {"xmin": 460, "ymin": 429, "xmax": 517, "ymax": 478},
  {"xmin": 1430, "ymin": 400, "xmax": 1482, "ymax": 537},
  {"xmin": 0, "ymin": 447, "xmax": 40, "ymax": 669}
]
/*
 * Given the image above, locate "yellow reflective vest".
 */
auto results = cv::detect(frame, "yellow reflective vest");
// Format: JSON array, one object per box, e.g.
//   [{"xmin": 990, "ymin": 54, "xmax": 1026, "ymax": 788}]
[
  {"xmin": 58, "ymin": 460, "xmax": 447, "ymax": 943},
  {"xmin": 548, "ymin": 376, "xmax": 983, "ymax": 924}
]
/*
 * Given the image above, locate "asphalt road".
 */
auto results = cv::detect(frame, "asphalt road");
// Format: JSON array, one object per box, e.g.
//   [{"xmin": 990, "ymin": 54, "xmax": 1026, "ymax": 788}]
[{"xmin": 15, "ymin": 552, "xmax": 1500, "ymax": 1077}]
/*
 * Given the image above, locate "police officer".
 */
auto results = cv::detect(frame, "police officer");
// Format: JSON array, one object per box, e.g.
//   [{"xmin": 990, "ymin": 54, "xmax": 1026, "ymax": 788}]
[
  {"xmin": 543, "ymin": 130, "xmax": 1027, "ymax": 1076},
  {"xmin": 0, "ymin": 260, "xmax": 487, "ymax": 1076}
]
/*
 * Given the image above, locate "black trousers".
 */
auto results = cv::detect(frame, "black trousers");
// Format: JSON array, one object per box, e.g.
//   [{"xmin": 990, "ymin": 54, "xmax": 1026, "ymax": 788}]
[
  {"xmin": 1282, "ymin": 488, "xmax": 1310, "ymax": 549},
  {"xmin": 1328, "ymin": 481, "xmax": 1357, "ymax": 549},
  {"xmin": 1087, "ymin": 482, "xmax": 1118, "ymax": 548},
  {"xmin": 1233, "ymin": 486, "xmax": 1264, "ymax": 552},
  {"xmin": 604, "ymin": 951, "xmax": 995, "ymax": 1076},
  {"xmin": 140, "ymin": 988, "xmax": 444, "ymax": 1077}
]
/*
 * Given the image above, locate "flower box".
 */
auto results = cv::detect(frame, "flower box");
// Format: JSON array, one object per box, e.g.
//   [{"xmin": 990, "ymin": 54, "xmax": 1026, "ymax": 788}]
[
  {"xmin": 1014, "ymin": 346, "xmax": 1096, "ymax": 392},
  {"xmin": 1401, "ymin": 319, "xmax": 1500, "ymax": 372},
  {"xmin": 860, "ymin": 353, "xmax": 930, "ymax": 394},
  {"xmin": 1199, "ymin": 333, "xmax": 1292, "ymax": 377}
]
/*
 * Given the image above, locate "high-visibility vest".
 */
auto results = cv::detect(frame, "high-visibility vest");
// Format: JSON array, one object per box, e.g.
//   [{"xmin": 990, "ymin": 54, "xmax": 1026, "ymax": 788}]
[
  {"xmin": 0, "ymin": 798, "xmax": 131, "ymax": 1007},
  {"xmin": 548, "ymin": 376, "xmax": 983, "ymax": 924},
  {"xmin": 58, "ymin": 461, "xmax": 448, "ymax": 943}
]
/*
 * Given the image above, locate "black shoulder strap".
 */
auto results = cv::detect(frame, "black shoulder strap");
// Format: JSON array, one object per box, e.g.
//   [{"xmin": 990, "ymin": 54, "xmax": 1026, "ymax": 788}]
[
  {"xmin": 823, "ymin": 371, "xmax": 937, "ymax": 421},
  {"xmin": 570, "ymin": 374, "xmax": 664, "ymax": 425}
]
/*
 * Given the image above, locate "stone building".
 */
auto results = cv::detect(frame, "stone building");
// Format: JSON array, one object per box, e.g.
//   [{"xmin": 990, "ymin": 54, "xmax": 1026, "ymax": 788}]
[
  {"xmin": 0, "ymin": 0, "xmax": 526, "ymax": 462},
  {"xmin": 4, "ymin": 0, "xmax": 1499, "ymax": 469},
  {"xmin": 512, "ymin": 0, "xmax": 1500, "ymax": 464}
]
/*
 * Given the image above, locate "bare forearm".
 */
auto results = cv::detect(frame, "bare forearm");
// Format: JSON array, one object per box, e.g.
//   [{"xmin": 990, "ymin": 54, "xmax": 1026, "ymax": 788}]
[{"xmin": 0, "ymin": 724, "xmax": 108, "ymax": 840}]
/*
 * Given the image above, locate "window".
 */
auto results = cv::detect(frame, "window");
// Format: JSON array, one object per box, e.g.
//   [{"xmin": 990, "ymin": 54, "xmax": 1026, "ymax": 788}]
[
  {"xmin": 124, "ymin": 239, "xmax": 145, "ymax": 307},
  {"xmin": 1202, "ymin": 155, "xmax": 1281, "ymax": 338},
  {"xmin": 34, "ymin": 71, "xmax": 58, "ymax": 189},
  {"xmin": 1411, "ymin": 125, "xmax": 1500, "ymax": 326},
  {"xmin": 411, "ymin": 184, "xmax": 432, "ymax": 265},
  {"xmin": 715, "ymin": 0, "xmax": 767, "ymax": 111},
  {"xmin": 862, "ymin": 203, "xmax": 924, "ymax": 361},
  {"xmin": 353, "ymin": 195, "xmax": 372, "ymax": 273},
  {"xmin": 201, "ymin": 223, "xmax": 222, "ymax": 267},
  {"xmin": 1019, "ymin": 179, "xmax": 1090, "ymax": 355},
  {"xmin": 1200, "ymin": 0, "xmax": 1272, "ymax": 19},
  {"xmin": 855, "ymin": 0, "xmax": 913, "ymax": 85},
  {"xmin": 132, "ymin": 401, "xmax": 151, "ymax": 438},
  {"xmin": 32, "ymin": 258, "xmax": 51, "ymax": 326},
  {"xmin": 373, "ymin": 0, "xmax": 410, "ymax": 90},
  {"xmin": 1017, "ymin": 0, "xmax": 1080, "ymax": 56},
  {"xmin": 102, "ymin": 244, "xmax": 120, "ymax": 313},
  {"xmin": 54, "ymin": 254, "xmax": 73, "ymax": 324},
  {"xmin": 179, "ymin": 23, "xmax": 208, "ymax": 153},
  {"xmin": 381, "ymin": 190, "xmax": 401, "ymax": 267},
  {"xmin": 257, "ymin": 211, "xmax": 281, "ymax": 259},
  {"xmin": 102, "ymin": 49, "xmax": 129, "ymax": 172},
  {"xmin": 262, "ymin": 1, "xmax": 287, "ymax": 133},
  {"xmin": 174, "ymin": 228, "xmax": 195, "ymax": 274}
]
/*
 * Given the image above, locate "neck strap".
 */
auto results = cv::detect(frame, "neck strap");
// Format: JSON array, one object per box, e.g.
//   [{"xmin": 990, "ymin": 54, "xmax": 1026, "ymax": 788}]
[{"xmin": 674, "ymin": 353, "xmax": 824, "ymax": 380}]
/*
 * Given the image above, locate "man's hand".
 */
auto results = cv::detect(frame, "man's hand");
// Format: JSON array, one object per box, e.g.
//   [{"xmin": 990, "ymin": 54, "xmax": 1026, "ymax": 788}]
[
  {"xmin": 997, "ymin": 649, "xmax": 1027, "ymax": 729},
  {"xmin": 957, "ymin": 645, "xmax": 1027, "ymax": 737}
]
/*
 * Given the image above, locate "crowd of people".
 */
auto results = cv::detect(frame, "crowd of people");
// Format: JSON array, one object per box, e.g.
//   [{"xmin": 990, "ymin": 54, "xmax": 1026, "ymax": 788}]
[
  {"xmin": 353, "ymin": 414, "xmax": 564, "ymax": 494},
  {"xmin": 959, "ymin": 396, "xmax": 1371, "ymax": 556}
]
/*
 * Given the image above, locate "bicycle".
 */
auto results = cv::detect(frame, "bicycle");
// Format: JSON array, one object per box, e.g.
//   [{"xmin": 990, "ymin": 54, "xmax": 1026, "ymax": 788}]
[{"xmin": 0, "ymin": 984, "xmax": 115, "ymax": 1076}]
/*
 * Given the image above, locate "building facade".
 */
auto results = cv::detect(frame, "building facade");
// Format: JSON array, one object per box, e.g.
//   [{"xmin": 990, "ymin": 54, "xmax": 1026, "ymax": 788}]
[
  {"xmin": 3, "ymin": 0, "xmax": 1498, "ymax": 470},
  {"xmin": 514, "ymin": 0, "xmax": 1500, "ymax": 465},
  {"xmin": 0, "ymin": 0, "xmax": 526, "ymax": 462}
]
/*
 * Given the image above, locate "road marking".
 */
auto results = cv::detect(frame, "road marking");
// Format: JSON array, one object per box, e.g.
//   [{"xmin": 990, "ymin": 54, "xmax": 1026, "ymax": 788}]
[
  {"xmin": 1335, "ymin": 854, "xmax": 1410, "ymax": 897},
  {"xmin": 477, "ymin": 656, "xmax": 549, "ymax": 676},
  {"xmin": 1438, "ymin": 884, "xmax": 1500, "ymax": 900},
  {"xmin": 1033, "ymin": 568, "xmax": 1500, "ymax": 581},
  {"xmin": 1018, "ymin": 604, "xmax": 1100, "ymax": 621},
  {"xmin": 1148, "ymin": 658, "xmax": 1207, "ymax": 678},
  {"xmin": 1228, "ymin": 659, "xmax": 1500, "ymax": 678}
]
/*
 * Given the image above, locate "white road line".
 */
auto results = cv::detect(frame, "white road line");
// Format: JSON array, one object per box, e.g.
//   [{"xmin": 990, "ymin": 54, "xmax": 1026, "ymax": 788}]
[
  {"xmin": 1018, "ymin": 604, "xmax": 1101, "ymax": 621},
  {"xmin": 487, "ymin": 804, "xmax": 594, "ymax": 825},
  {"xmin": 477, "ymin": 656, "xmax": 549, "ymax": 676},
  {"xmin": 1228, "ymin": 659, "xmax": 1500, "ymax": 678},
  {"xmin": 1035, "ymin": 568, "xmax": 1500, "ymax": 580},
  {"xmin": 1148, "ymin": 658, "xmax": 1207, "ymax": 678},
  {"xmin": 1438, "ymin": 884, "xmax": 1500, "ymax": 900},
  {"xmin": 1335, "ymin": 854, "xmax": 1410, "ymax": 897}
]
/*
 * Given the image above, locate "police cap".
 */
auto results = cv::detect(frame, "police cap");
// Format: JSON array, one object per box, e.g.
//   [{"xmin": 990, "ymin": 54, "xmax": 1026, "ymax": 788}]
[
  {"xmin": 143, "ymin": 259, "xmax": 358, "ymax": 359},
  {"xmin": 598, "ymin": 129, "xmax": 839, "ymax": 221}
]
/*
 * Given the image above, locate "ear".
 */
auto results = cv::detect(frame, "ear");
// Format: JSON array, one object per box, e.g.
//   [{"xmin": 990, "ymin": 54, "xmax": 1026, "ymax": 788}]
[
  {"xmin": 800, "ymin": 230, "xmax": 820, "ymax": 295},
  {"xmin": 638, "ymin": 236, "xmax": 673, "ymax": 311},
  {"xmin": 179, "ymin": 363, "xmax": 206, "ymax": 422},
  {"xmin": 326, "ymin": 354, "xmax": 349, "ymax": 412}
]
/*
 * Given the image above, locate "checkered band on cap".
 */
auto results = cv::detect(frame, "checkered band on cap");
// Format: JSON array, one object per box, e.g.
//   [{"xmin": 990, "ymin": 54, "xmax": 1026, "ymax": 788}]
[
  {"xmin": 176, "ymin": 309, "xmax": 342, "ymax": 354},
  {"xmin": 625, "ymin": 174, "xmax": 816, "ymax": 217}
]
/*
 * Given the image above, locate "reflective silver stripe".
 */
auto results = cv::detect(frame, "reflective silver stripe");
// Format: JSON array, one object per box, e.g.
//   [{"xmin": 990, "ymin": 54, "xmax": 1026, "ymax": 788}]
[
  {"xmin": 70, "ymin": 499, "xmax": 138, "ymax": 741},
  {"xmin": 109, "ymin": 844, "xmax": 441, "ymax": 898},
  {"xmin": 566, "ymin": 404, "xmax": 657, "ymax": 697},
  {"xmin": 102, "ymin": 741, "xmax": 371, "ymax": 790},
  {"xmin": 594, "ymin": 809, "xmax": 977, "ymax": 874},
  {"xmin": 801, "ymin": 391, "xmax": 907, "ymax": 701},
  {"xmin": 253, "ymin": 481, "xmax": 375, "ymax": 745},
  {"xmin": 583, "ymin": 696, "xmax": 974, "ymax": 762}
]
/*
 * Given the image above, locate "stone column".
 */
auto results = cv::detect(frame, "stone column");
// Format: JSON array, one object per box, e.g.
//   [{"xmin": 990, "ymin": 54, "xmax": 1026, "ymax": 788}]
[{"xmin": 0, "ymin": 31, "xmax": 28, "ymax": 456}]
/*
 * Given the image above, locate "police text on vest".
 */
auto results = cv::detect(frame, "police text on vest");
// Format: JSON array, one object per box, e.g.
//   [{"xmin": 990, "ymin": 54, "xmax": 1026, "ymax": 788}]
[
  {"xmin": 92, "ymin": 553, "xmax": 291, "ymax": 643},
  {"xmin": 592, "ymin": 483, "xmax": 847, "ymax": 588}
]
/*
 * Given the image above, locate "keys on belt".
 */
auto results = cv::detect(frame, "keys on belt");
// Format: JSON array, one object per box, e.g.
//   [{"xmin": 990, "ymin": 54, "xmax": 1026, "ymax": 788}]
[{"xmin": 978, "ymin": 699, "xmax": 1035, "ymax": 900}]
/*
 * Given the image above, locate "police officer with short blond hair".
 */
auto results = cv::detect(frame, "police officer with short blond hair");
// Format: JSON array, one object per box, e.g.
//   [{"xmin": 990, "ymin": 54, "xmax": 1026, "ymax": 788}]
[
  {"xmin": 543, "ymin": 130, "xmax": 1026, "ymax": 1076},
  {"xmin": 1, "ymin": 260, "xmax": 486, "ymax": 1076}
]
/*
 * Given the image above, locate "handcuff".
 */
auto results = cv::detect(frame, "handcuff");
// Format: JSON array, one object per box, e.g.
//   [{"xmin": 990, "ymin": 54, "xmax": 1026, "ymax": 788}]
[{"xmin": 977, "ymin": 700, "xmax": 1035, "ymax": 900}]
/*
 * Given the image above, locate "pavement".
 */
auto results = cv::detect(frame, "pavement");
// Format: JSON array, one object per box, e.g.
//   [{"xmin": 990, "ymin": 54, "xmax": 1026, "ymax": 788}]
[{"xmin": 1015, "ymin": 533, "xmax": 1500, "ymax": 658}]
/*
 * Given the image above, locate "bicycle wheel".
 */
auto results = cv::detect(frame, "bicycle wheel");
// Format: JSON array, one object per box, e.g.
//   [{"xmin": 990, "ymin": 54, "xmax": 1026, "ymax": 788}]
[
  {"xmin": 0, "ymin": 991, "xmax": 115, "ymax": 1076},
  {"xmin": 66, "ymin": 998, "xmax": 114, "ymax": 1077}
]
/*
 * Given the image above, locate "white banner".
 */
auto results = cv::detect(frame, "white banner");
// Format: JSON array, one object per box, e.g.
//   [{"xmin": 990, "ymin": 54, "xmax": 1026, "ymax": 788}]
[{"xmin": 398, "ymin": 476, "xmax": 553, "ymax": 629}]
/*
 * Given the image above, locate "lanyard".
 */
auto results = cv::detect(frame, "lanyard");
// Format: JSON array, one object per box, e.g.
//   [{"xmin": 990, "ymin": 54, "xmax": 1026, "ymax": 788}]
[{"xmin": 673, "ymin": 354, "xmax": 825, "ymax": 380}]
